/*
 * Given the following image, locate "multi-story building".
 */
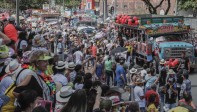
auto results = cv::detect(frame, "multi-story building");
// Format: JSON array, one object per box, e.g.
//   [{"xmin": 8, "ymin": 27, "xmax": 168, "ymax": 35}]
[{"xmin": 99, "ymin": 0, "xmax": 177, "ymax": 16}]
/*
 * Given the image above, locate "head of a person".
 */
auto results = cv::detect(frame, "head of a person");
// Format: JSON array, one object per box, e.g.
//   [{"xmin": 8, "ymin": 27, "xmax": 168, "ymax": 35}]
[
  {"xmin": 182, "ymin": 72, "xmax": 189, "ymax": 79},
  {"xmin": 92, "ymin": 80, "xmax": 102, "ymax": 88},
  {"xmin": 101, "ymin": 84, "xmax": 110, "ymax": 97},
  {"xmin": 149, "ymin": 94, "xmax": 156, "ymax": 104},
  {"xmin": 84, "ymin": 73, "xmax": 93, "ymax": 82},
  {"xmin": 74, "ymin": 75, "xmax": 83, "ymax": 85},
  {"xmin": 29, "ymin": 50, "xmax": 51, "ymax": 72},
  {"xmin": 119, "ymin": 57, "xmax": 125, "ymax": 65},
  {"xmin": 150, "ymin": 68, "xmax": 155, "ymax": 76},
  {"xmin": 15, "ymin": 90, "xmax": 38, "ymax": 112},
  {"xmin": 183, "ymin": 93, "xmax": 192, "ymax": 104},
  {"xmin": 8, "ymin": 16, "xmax": 15, "ymax": 24},
  {"xmin": 61, "ymin": 89, "xmax": 87, "ymax": 112},
  {"xmin": 18, "ymin": 31, "xmax": 27, "ymax": 40},
  {"xmin": 75, "ymin": 64, "xmax": 82, "ymax": 73},
  {"xmin": 83, "ymin": 79, "xmax": 93, "ymax": 92},
  {"xmin": 143, "ymin": 64, "xmax": 147, "ymax": 69},
  {"xmin": 100, "ymin": 99, "xmax": 112, "ymax": 111},
  {"xmin": 127, "ymin": 101, "xmax": 140, "ymax": 112},
  {"xmin": 151, "ymin": 84, "xmax": 157, "ymax": 91},
  {"xmin": 135, "ymin": 78, "xmax": 144, "ymax": 87}
]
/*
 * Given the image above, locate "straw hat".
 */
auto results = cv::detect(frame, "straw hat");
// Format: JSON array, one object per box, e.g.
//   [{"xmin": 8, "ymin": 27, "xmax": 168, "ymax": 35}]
[
  {"xmin": 55, "ymin": 61, "xmax": 68, "ymax": 69},
  {"xmin": 67, "ymin": 62, "xmax": 76, "ymax": 70},
  {"xmin": 160, "ymin": 59, "xmax": 166, "ymax": 65},
  {"xmin": 5, "ymin": 60, "xmax": 22, "ymax": 75},
  {"xmin": 130, "ymin": 68, "xmax": 137, "ymax": 74},
  {"xmin": 56, "ymin": 86, "xmax": 74, "ymax": 103},
  {"xmin": 32, "ymin": 35, "xmax": 45, "ymax": 47}
]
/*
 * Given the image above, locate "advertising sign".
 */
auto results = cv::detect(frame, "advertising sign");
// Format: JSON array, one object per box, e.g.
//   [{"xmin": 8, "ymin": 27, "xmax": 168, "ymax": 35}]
[{"xmin": 43, "ymin": 4, "xmax": 49, "ymax": 10}]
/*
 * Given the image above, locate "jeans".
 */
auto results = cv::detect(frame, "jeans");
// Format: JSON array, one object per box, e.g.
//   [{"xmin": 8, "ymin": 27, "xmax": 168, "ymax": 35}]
[
  {"xmin": 140, "ymin": 107, "xmax": 146, "ymax": 112},
  {"xmin": 105, "ymin": 70, "xmax": 113, "ymax": 86},
  {"xmin": 165, "ymin": 103, "xmax": 176, "ymax": 110}
]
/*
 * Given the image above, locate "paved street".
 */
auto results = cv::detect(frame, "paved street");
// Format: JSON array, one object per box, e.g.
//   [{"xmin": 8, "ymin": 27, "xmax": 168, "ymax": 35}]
[{"xmin": 190, "ymin": 71, "xmax": 197, "ymax": 104}]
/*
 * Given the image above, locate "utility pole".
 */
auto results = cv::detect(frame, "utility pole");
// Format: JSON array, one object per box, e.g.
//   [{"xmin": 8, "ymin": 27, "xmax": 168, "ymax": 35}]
[
  {"xmin": 103, "ymin": 0, "xmax": 107, "ymax": 22},
  {"xmin": 16, "ymin": 0, "xmax": 19, "ymax": 26},
  {"xmin": 114, "ymin": 0, "xmax": 117, "ymax": 17},
  {"xmin": 63, "ymin": 0, "xmax": 65, "ymax": 11}
]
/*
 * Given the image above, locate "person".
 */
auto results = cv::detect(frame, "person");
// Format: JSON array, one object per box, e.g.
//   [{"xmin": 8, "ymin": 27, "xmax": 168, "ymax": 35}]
[
  {"xmin": 14, "ymin": 50, "xmax": 56, "ymax": 107},
  {"xmin": 163, "ymin": 78, "xmax": 178, "ymax": 111},
  {"xmin": 115, "ymin": 57, "xmax": 126, "ymax": 87},
  {"xmin": 4, "ymin": 17, "xmax": 18, "ymax": 42},
  {"xmin": 147, "ymin": 94, "xmax": 158, "ymax": 112},
  {"xmin": 145, "ymin": 68, "xmax": 157, "ymax": 91},
  {"xmin": 61, "ymin": 89, "xmax": 87, "ymax": 112},
  {"xmin": 145, "ymin": 84, "xmax": 159, "ymax": 107},
  {"xmin": 73, "ymin": 75, "xmax": 84, "ymax": 90},
  {"xmin": 73, "ymin": 46, "xmax": 83, "ymax": 65},
  {"xmin": 127, "ymin": 101, "xmax": 140, "ymax": 112},
  {"xmin": 15, "ymin": 31, "xmax": 28, "ymax": 56},
  {"xmin": 179, "ymin": 93, "xmax": 196, "ymax": 112},
  {"xmin": 180, "ymin": 71, "xmax": 191, "ymax": 99},
  {"xmin": 104, "ymin": 56, "xmax": 113, "ymax": 86},
  {"xmin": 14, "ymin": 89, "xmax": 38, "ymax": 112},
  {"xmin": 96, "ymin": 57, "xmax": 104, "ymax": 80},
  {"xmin": 134, "ymin": 78, "xmax": 146, "ymax": 112},
  {"xmin": 66, "ymin": 62, "xmax": 76, "ymax": 82},
  {"xmin": 52, "ymin": 61, "xmax": 68, "ymax": 86},
  {"xmin": 55, "ymin": 86, "xmax": 74, "ymax": 112},
  {"xmin": 177, "ymin": 52, "xmax": 190, "ymax": 72},
  {"xmin": 140, "ymin": 64, "xmax": 147, "ymax": 79}
]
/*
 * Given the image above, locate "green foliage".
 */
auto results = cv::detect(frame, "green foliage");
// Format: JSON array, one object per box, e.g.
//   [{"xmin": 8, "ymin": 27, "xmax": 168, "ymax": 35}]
[
  {"xmin": 64, "ymin": 0, "xmax": 80, "ymax": 9},
  {"xmin": 178, "ymin": 0, "xmax": 197, "ymax": 11}
]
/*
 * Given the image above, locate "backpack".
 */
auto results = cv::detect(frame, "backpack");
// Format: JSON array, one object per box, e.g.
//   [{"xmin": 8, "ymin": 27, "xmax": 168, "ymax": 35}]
[{"xmin": 1, "ymin": 68, "xmax": 26, "ymax": 112}]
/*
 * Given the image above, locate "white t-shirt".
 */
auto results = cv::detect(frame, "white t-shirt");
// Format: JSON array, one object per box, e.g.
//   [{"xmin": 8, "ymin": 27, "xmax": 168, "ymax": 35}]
[
  {"xmin": 140, "ymin": 69, "xmax": 147, "ymax": 78},
  {"xmin": 134, "ymin": 86, "xmax": 146, "ymax": 108},
  {"xmin": 106, "ymin": 43, "xmax": 113, "ymax": 51},
  {"xmin": 74, "ymin": 83, "xmax": 84, "ymax": 90},
  {"xmin": 103, "ymin": 39, "xmax": 108, "ymax": 45},
  {"xmin": 52, "ymin": 73, "xmax": 68, "ymax": 86},
  {"xmin": 74, "ymin": 51, "xmax": 83, "ymax": 65},
  {"xmin": 15, "ymin": 69, "xmax": 34, "ymax": 85}
]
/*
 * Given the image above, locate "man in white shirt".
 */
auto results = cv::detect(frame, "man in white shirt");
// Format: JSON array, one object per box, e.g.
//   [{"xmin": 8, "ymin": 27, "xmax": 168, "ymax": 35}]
[
  {"xmin": 106, "ymin": 40, "xmax": 113, "ymax": 51},
  {"xmin": 73, "ymin": 46, "xmax": 83, "ymax": 65},
  {"xmin": 140, "ymin": 64, "xmax": 147, "ymax": 79},
  {"xmin": 134, "ymin": 78, "xmax": 146, "ymax": 112}
]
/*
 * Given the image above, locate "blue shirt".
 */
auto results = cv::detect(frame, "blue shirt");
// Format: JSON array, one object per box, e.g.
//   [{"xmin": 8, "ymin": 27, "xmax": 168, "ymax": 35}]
[
  {"xmin": 0, "ymin": 76, "xmax": 13, "ymax": 95},
  {"xmin": 115, "ymin": 65, "xmax": 126, "ymax": 85}
]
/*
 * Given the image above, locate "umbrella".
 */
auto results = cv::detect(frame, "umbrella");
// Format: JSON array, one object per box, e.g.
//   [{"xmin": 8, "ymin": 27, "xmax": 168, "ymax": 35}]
[{"xmin": 111, "ymin": 46, "xmax": 127, "ymax": 55}]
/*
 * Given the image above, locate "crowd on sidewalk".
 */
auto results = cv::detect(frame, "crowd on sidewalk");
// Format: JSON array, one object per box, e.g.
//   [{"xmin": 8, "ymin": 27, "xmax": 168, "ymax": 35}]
[{"xmin": 0, "ymin": 15, "xmax": 196, "ymax": 112}]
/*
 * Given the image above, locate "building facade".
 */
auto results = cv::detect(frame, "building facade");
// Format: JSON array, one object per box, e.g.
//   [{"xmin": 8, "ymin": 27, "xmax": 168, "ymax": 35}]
[{"xmin": 99, "ymin": 0, "xmax": 177, "ymax": 16}]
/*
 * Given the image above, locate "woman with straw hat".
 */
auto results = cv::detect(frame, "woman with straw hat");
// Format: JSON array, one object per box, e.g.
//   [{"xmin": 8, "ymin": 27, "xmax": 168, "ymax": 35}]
[{"xmin": 13, "ymin": 50, "xmax": 56, "ymax": 108}]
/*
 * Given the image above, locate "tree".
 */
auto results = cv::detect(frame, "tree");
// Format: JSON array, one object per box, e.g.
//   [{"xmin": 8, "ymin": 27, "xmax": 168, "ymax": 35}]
[
  {"xmin": 64, "ymin": 0, "xmax": 80, "ymax": 9},
  {"xmin": 178, "ymin": 0, "xmax": 197, "ymax": 11},
  {"xmin": 141, "ymin": 0, "xmax": 171, "ymax": 15}
]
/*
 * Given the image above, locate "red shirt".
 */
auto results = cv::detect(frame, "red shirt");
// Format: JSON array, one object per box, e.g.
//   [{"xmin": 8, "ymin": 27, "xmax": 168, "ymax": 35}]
[
  {"xmin": 145, "ymin": 90, "xmax": 159, "ymax": 107},
  {"xmin": 91, "ymin": 46, "xmax": 97, "ymax": 57},
  {"xmin": 4, "ymin": 24, "xmax": 18, "ymax": 42}
]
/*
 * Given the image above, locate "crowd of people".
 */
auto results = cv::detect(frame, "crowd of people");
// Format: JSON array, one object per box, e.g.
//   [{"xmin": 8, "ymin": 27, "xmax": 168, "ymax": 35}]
[{"xmin": 0, "ymin": 15, "xmax": 196, "ymax": 112}]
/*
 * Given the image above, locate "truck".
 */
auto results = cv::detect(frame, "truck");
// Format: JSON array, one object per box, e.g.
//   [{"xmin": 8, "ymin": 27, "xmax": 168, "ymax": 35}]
[{"xmin": 114, "ymin": 14, "xmax": 197, "ymax": 72}]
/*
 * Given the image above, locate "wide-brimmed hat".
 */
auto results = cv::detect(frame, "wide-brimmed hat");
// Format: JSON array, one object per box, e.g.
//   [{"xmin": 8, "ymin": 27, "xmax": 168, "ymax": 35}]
[
  {"xmin": 56, "ymin": 86, "xmax": 74, "ymax": 103},
  {"xmin": 67, "ymin": 62, "xmax": 76, "ymax": 70},
  {"xmin": 160, "ymin": 59, "xmax": 166, "ymax": 64},
  {"xmin": 55, "ymin": 61, "xmax": 67, "ymax": 69},
  {"xmin": 130, "ymin": 68, "xmax": 137, "ymax": 74},
  {"xmin": 5, "ymin": 60, "xmax": 22, "ymax": 75},
  {"xmin": 167, "ymin": 69, "xmax": 175, "ymax": 75},
  {"xmin": 32, "ymin": 35, "xmax": 45, "ymax": 47},
  {"xmin": 0, "ymin": 45, "xmax": 9, "ymax": 59},
  {"xmin": 37, "ymin": 54, "xmax": 52, "ymax": 61}
]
